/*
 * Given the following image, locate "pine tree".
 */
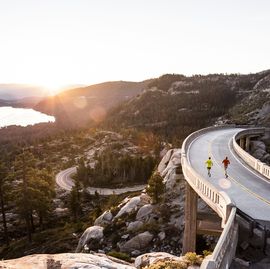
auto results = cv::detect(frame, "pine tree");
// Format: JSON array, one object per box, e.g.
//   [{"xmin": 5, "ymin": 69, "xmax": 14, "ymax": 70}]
[
  {"xmin": 13, "ymin": 150, "xmax": 37, "ymax": 242},
  {"xmin": 0, "ymin": 161, "xmax": 10, "ymax": 246},
  {"xmin": 76, "ymin": 158, "xmax": 89, "ymax": 187},
  {"xmin": 92, "ymin": 191, "xmax": 102, "ymax": 219},
  {"xmin": 32, "ymin": 169, "xmax": 55, "ymax": 228},
  {"xmin": 146, "ymin": 172, "xmax": 165, "ymax": 204},
  {"xmin": 69, "ymin": 180, "xmax": 83, "ymax": 222}
]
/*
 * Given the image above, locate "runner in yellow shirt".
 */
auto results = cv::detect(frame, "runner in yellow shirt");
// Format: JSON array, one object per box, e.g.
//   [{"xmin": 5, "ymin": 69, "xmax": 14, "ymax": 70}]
[{"xmin": 205, "ymin": 157, "xmax": 213, "ymax": 177}]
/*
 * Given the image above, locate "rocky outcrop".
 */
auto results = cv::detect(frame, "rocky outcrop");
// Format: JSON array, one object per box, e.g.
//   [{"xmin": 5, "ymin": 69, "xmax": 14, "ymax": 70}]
[
  {"xmin": 76, "ymin": 148, "xmax": 185, "ymax": 256},
  {"xmin": 134, "ymin": 252, "xmax": 202, "ymax": 269},
  {"xmin": 114, "ymin": 196, "xmax": 142, "ymax": 219},
  {"xmin": 135, "ymin": 252, "xmax": 181, "ymax": 268},
  {"xmin": 250, "ymin": 140, "xmax": 270, "ymax": 163},
  {"xmin": 75, "ymin": 147, "xmax": 218, "ymax": 257},
  {"xmin": 0, "ymin": 147, "xmax": 217, "ymax": 268},
  {"xmin": 158, "ymin": 149, "xmax": 183, "ymax": 198},
  {"xmin": 119, "ymin": 231, "xmax": 154, "ymax": 252},
  {"xmin": 0, "ymin": 253, "xmax": 135, "ymax": 269},
  {"xmin": 76, "ymin": 226, "xmax": 104, "ymax": 252},
  {"xmin": 136, "ymin": 204, "xmax": 154, "ymax": 221},
  {"xmin": 127, "ymin": 221, "xmax": 144, "ymax": 232},
  {"xmin": 0, "ymin": 252, "xmax": 204, "ymax": 269},
  {"xmin": 94, "ymin": 211, "xmax": 113, "ymax": 226}
]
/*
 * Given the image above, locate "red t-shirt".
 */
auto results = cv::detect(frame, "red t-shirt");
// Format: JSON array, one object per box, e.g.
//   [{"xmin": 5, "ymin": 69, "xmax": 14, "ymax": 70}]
[{"xmin": 222, "ymin": 159, "xmax": 230, "ymax": 167}]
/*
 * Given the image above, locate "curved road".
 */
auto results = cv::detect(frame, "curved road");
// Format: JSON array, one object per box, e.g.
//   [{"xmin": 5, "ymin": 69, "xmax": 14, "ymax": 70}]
[
  {"xmin": 56, "ymin": 167, "xmax": 77, "ymax": 191},
  {"xmin": 56, "ymin": 167, "xmax": 146, "ymax": 195},
  {"xmin": 187, "ymin": 127, "xmax": 270, "ymax": 224}
]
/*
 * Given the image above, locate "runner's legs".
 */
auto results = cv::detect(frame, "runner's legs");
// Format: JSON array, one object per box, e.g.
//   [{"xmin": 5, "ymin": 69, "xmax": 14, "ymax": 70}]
[{"xmin": 224, "ymin": 165, "xmax": 228, "ymax": 178}]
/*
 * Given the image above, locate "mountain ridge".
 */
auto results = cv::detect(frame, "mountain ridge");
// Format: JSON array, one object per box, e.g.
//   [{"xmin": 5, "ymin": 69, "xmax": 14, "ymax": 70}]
[
  {"xmin": 103, "ymin": 70, "xmax": 270, "ymax": 142},
  {"xmin": 35, "ymin": 80, "xmax": 151, "ymax": 127}
]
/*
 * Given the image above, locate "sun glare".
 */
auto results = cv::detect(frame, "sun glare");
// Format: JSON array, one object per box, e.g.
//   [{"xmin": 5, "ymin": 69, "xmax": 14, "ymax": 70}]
[{"xmin": 42, "ymin": 82, "xmax": 66, "ymax": 96}]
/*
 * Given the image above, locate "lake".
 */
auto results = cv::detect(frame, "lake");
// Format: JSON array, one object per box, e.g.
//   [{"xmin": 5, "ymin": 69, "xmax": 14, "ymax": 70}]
[{"xmin": 0, "ymin": 106, "xmax": 55, "ymax": 128}]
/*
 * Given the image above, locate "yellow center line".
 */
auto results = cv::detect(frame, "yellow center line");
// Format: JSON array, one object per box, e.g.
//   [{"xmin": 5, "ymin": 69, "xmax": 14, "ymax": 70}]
[{"xmin": 208, "ymin": 140, "xmax": 270, "ymax": 206}]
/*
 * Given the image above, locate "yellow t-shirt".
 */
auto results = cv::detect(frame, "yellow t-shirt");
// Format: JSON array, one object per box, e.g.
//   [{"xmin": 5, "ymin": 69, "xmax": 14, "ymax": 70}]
[{"xmin": 205, "ymin": 159, "xmax": 213, "ymax": 168}]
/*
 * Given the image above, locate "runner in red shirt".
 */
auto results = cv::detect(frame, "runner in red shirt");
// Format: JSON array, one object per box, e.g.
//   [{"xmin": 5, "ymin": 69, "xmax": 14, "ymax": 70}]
[{"xmin": 222, "ymin": 157, "xmax": 230, "ymax": 178}]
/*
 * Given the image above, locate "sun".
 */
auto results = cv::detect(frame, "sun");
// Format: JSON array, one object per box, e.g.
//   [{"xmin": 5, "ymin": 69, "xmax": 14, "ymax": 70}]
[{"xmin": 42, "ymin": 81, "xmax": 66, "ymax": 96}]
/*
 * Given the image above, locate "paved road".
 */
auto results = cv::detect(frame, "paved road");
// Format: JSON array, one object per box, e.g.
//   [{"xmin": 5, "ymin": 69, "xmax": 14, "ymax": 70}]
[
  {"xmin": 56, "ymin": 167, "xmax": 77, "ymax": 191},
  {"xmin": 187, "ymin": 127, "xmax": 270, "ymax": 224},
  {"xmin": 56, "ymin": 167, "xmax": 146, "ymax": 195}
]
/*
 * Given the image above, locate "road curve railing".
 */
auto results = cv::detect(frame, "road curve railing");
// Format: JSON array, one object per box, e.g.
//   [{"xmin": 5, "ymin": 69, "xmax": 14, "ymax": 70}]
[
  {"xmin": 181, "ymin": 125, "xmax": 238, "ymax": 269},
  {"xmin": 200, "ymin": 208, "xmax": 238, "ymax": 269},
  {"xmin": 233, "ymin": 128, "xmax": 270, "ymax": 180}
]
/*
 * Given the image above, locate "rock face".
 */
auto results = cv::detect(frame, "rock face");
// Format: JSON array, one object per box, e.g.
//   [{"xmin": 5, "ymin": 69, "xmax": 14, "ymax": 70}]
[
  {"xmin": 250, "ymin": 140, "xmax": 270, "ymax": 163},
  {"xmin": 75, "ymin": 147, "xmax": 217, "ymax": 257},
  {"xmin": 261, "ymin": 130, "xmax": 270, "ymax": 147},
  {"xmin": 114, "ymin": 196, "xmax": 142, "ymax": 219},
  {"xmin": 76, "ymin": 148, "xmax": 186, "ymax": 256},
  {"xmin": 94, "ymin": 211, "xmax": 113, "ymax": 226},
  {"xmin": 0, "ymin": 253, "xmax": 136, "ymax": 269},
  {"xmin": 136, "ymin": 204, "xmax": 154, "ymax": 221},
  {"xmin": 135, "ymin": 252, "xmax": 182, "ymax": 268},
  {"xmin": 119, "ymin": 231, "xmax": 154, "ymax": 252},
  {"xmin": 0, "ymin": 147, "xmax": 215, "ymax": 268},
  {"xmin": 158, "ymin": 149, "xmax": 183, "ymax": 196},
  {"xmin": 134, "ymin": 252, "xmax": 201, "ymax": 269},
  {"xmin": 76, "ymin": 226, "xmax": 104, "ymax": 252},
  {"xmin": 0, "ymin": 252, "xmax": 202, "ymax": 269},
  {"xmin": 127, "ymin": 221, "xmax": 144, "ymax": 232}
]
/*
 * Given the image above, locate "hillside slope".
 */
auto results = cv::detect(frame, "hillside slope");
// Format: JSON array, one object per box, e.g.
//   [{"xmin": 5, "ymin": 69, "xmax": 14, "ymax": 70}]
[
  {"xmin": 104, "ymin": 71, "xmax": 270, "ymax": 143},
  {"xmin": 36, "ymin": 81, "xmax": 150, "ymax": 127},
  {"xmin": 229, "ymin": 70, "xmax": 270, "ymax": 125},
  {"xmin": 36, "ymin": 70, "xmax": 270, "ymax": 137}
]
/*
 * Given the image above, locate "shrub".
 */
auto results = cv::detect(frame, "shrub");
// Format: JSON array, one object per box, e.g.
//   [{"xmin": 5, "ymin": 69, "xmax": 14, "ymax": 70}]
[
  {"xmin": 202, "ymin": 250, "xmax": 212, "ymax": 258},
  {"xmin": 138, "ymin": 222, "xmax": 160, "ymax": 234},
  {"xmin": 72, "ymin": 221, "xmax": 87, "ymax": 233},
  {"xmin": 103, "ymin": 218, "xmax": 126, "ymax": 237},
  {"xmin": 146, "ymin": 172, "xmax": 165, "ymax": 204},
  {"xmin": 183, "ymin": 252, "xmax": 203, "ymax": 265},
  {"xmin": 143, "ymin": 259, "xmax": 188, "ymax": 269},
  {"xmin": 157, "ymin": 204, "xmax": 172, "ymax": 223},
  {"xmin": 111, "ymin": 233, "xmax": 121, "ymax": 247},
  {"xmin": 110, "ymin": 206, "xmax": 120, "ymax": 216},
  {"xmin": 107, "ymin": 251, "xmax": 131, "ymax": 262}
]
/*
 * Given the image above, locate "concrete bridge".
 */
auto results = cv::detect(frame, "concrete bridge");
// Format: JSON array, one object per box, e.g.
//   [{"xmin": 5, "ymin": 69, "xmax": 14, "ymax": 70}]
[{"xmin": 181, "ymin": 125, "xmax": 270, "ymax": 269}]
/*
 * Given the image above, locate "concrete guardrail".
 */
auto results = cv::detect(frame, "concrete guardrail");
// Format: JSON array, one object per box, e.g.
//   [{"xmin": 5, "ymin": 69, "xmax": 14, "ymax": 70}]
[
  {"xmin": 233, "ymin": 128, "xmax": 270, "ymax": 180},
  {"xmin": 181, "ymin": 125, "xmax": 239, "ymax": 269},
  {"xmin": 200, "ymin": 207, "xmax": 238, "ymax": 269}
]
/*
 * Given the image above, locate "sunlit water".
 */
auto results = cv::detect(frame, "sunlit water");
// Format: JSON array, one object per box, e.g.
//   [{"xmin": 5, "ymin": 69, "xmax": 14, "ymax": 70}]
[{"xmin": 0, "ymin": 106, "xmax": 55, "ymax": 128}]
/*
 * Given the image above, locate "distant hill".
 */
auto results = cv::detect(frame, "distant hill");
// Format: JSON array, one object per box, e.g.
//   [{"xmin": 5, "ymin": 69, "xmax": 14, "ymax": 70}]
[
  {"xmin": 229, "ymin": 70, "xmax": 270, "ymax": 126},
  {"xmin": 0, "ymin": 97, "xmax": 45, "ymax": 108},
  {"xmin": 5, "ymin": 70, "xmax": 270, "ymax": 138},
  {"xmin": 103, "ymin": 70, "xmax": 270, "ymax": 143},
  {"xmin": 36, "ymin": 80, "xmax": 150, "ymax": 127},
  {"xmin": 0, "ymin": 84, "xmax": 47, "ymax": 100},
  {"xmin": 0, "ymin": 99, "xmax": 9, "ymax": 106}
]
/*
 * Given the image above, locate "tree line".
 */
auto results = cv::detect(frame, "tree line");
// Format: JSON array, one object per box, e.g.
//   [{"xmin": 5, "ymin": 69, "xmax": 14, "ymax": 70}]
[
  {"xmin": 74, "ymin": 149, "xmax": 157, "ymax": 188},
  {"xmin": 104, "ymin": 74, "xmax": 243, "ymax": 144},
  {"xmin": 0, "ymin": 150, "xmax": 55, "ymax": 245}
]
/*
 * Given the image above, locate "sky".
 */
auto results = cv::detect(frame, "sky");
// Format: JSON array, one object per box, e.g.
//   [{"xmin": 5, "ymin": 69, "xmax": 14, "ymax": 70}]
[{"xmin": 0, "ymin": 0, "xmax": 270, "ymax": 93}]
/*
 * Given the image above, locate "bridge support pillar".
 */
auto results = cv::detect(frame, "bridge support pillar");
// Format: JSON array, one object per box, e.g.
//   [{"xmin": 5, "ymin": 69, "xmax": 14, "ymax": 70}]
[
  {"xmin": 240, "ymin": 137, "xmax": 245, "ymax": 149},
  {"xmin": 183, "ymin": 183, "xmax": 198, "ymax": 254},
  {"xmin": 245, "ymin": 136, "xmax": 250, "ymax": 152}
]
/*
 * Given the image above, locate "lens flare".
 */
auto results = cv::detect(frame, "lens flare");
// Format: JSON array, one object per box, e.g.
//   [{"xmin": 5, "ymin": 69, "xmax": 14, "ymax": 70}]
[
  {"xmin": 218, "ymin": 178, "xmax": 232, "ymax": 189},
  {"xmin": 89, "ymin": 106, "xmax": 106, "ymax": 123},
  {"xmin": 73, "ymin": 96, "xmax": 88, "ymax": 109}
]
